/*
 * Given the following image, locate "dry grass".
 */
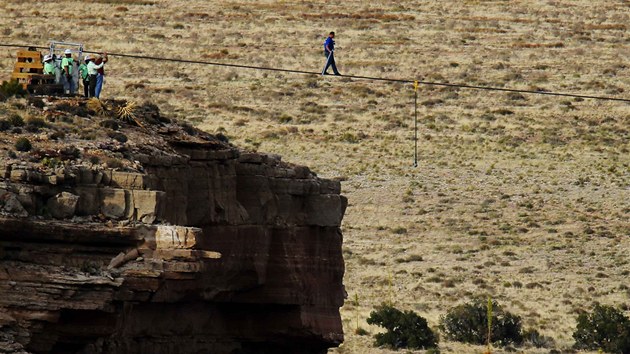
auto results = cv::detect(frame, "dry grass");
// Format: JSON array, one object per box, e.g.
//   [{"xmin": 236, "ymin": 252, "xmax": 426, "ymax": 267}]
[{"xmin": 1, "ymin": 0, "xmax": 629, "ymax": 353}]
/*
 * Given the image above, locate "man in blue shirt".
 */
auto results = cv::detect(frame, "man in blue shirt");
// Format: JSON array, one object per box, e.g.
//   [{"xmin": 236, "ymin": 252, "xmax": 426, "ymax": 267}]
[{"xmin": 322, "ymin": 31, "xmax": 341, "ymax": 76}]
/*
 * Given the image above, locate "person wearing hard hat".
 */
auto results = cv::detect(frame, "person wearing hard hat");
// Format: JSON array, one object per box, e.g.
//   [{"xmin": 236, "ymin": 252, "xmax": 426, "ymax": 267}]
[
  {"xmin": 42, "ymin": 55, "xmax": 55, "ymax": 76},
  {"xmin": 61, "ymin": 49, "xmax": 75, "ymax": 95},
  {"xmin": 78, "ymin": 55, "xmax": 91, "ymax": 98},
  {"xmin": 87, "ymin": 53, "xmax": 107, "ymax": 98}
]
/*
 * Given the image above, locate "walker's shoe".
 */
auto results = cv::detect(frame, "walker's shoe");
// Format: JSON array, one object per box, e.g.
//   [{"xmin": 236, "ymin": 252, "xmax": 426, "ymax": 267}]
[{"xmin": 334, "ymin": 73, "xmax": 342, "ymax": 76}]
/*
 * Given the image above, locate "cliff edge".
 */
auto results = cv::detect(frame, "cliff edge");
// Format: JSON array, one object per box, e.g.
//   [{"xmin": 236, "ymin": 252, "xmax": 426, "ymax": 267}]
[{"xmin": 0, "ymin": 97, "xmax": 347, "ymax": 354}]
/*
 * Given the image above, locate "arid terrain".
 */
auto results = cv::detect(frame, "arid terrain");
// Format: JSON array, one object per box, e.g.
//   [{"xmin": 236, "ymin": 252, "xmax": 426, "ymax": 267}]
[{"xmin": 1, "ymin": 0, "xmax": 629, "ymax": 353}]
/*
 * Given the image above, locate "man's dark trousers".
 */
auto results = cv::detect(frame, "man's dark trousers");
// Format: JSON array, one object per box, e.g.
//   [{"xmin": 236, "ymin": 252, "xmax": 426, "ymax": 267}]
[
  {"xmin": 82, "ymin": 79, "xmax": 90, "ymax": 98},
  {"xmin": 322, "ymin": 51, "xmax": 340, "ymax": 75},
  {"xmin": 89, "ymin": 74, "xmax": 97, "ymax": 98}
]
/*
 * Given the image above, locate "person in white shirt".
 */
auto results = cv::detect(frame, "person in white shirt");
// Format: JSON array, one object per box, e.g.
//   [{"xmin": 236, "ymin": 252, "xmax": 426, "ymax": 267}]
[{"xmin": 87, "ymin": 53, "xmax": 107, "ymax": 98}]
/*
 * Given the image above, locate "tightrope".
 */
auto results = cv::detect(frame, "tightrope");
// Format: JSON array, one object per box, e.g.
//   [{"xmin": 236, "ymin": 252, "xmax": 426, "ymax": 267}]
[{"xmin": 1, "ymin": 43, "xmax": 629, "ymax": 103}]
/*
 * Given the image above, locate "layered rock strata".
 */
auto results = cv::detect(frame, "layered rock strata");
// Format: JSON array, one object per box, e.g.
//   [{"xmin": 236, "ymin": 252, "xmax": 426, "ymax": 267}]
[{"xmin": 0, "ymin": 130, "xmax": 346, "ymax": 353}]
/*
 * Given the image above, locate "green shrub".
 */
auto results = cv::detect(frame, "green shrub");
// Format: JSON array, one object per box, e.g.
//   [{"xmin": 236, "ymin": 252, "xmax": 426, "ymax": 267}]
[
  {"xmin": 49, "ymin": 130, "xmax": 66, "ymax": 140},
  {"xmin": 216, "ymin": 132, "xmax": 229, "ymax": 143},
  {"xmin": 14, "ymin": 137, "xmax": 32, "ymax": 152},
  {"xmin": 523, "ymin": 328, "xmax": 555, "ymax": 348},
  {"xmin": 355, "ymin": 327, "xmax": 369, "ymax": 336},
  {"xmin": 440, "ymin": 299, "xmax": 523, "ymax": 346},
  {"xmin": 60, "ymin": 145, "xmax": 81, "ymax": 159},
  {"xmin": 7, "ymin": 113, "xmax": 24, "ymax": 127},
  {"xmin": 573, "ymin": 304, "xmax": 630, "ymax": 353},
  {"xmin": 0, "ymin": 80, "xmax": 26, "ymax": 100},
  {"xmin": 392, "ymin": 227, "xmax": 408, "ymax": 235},
  {"xmin": 41, "ymin": 157, "xmax": 62, "ymax": 169},
  {"xmin": 100, "ymin": 119, "xmax": 120, "ymax": 130},
  {"xmin": 26, "ymin": 116, "xmax": 46, "ymax": 128},
  {"xmin": 0, "ymin": 120, "xmax": 10, "ymax": 131},
  {"xmin": 105, "ymin": 157, "xmax": 124, "ymax": 169},
  {"xmin": 340, "ymin": 132, "xmax": 359, "ymax": 143},
  {"xmin": 28, "ymin": 96, "xmax": 45, "ymax": 109},
  {"xmin": 107, "ymin": 131, "xmax": 128, "ymax": 143},
  {"xmin": 277, "ymin": 113, "xmax": 293, "ymax": 124},
  {"xmin": 367, "ymin": 304, "xmax": 438, "ymax": 350}
]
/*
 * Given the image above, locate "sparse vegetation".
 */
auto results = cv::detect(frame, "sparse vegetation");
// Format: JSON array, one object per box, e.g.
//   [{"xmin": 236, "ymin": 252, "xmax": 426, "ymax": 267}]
[
  {"xmin": 441, "ymin": 299, "xmax": 523, "ymax": 346},
  {"xmin": 105, "ymin": 157, "xmax": 124, "ymax": 169},
  {"xmin": 100, "ymin": 120, "xmax": 120, "ymax": 130},
  {"xmin": 107, "ymin": 131, "xmax": 128, "ymax": 143},
  {"xmin": 367, "ymin": 304, "xmax": 438, "ymax": 350},
  {"xmin": 522, "ymin": 328, "xmax": 555, "ymax": 349},
  {"xmin": 573, "ymin": 304, "xmax": 630, "ymax": 353},
  {"xmin": 7, "ymin": 114, "xmax": 24, "ymax": 127},
  {"xmin": 0, "ymin": 80, "xmax": 26, "ymax": 101},
  {"xmin": 26, "ymin": 116, "xmax": 46, "ymax": 128},
  {"xmin": 14, "ymin": 137, "xmax": 32, "ymax": 152}
]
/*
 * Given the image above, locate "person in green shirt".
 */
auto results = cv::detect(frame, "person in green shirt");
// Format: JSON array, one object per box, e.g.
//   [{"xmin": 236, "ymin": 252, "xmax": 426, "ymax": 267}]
[
  {"xmin": 78, "ymin": 55, "xmax": 91, "ymax": 97},
  {"xmin": 61, "ymin": 49, "xmax": 75, "ymax": 95},
  {"xmin": 42, "ymin": 55, "xmax": 55, "ymax": 76}
]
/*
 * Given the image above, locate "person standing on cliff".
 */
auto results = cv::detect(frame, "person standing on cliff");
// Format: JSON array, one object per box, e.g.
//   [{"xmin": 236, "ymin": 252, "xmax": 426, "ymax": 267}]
[
  {"xmin": 87, "ymin": 53, "xmax": 107, "ymax": 98},
  {"xmin": 94, "ymin": 54, "xmax": 108, "ymax": 98},
  {"xmin": 78, "ymin": 55, "xmax": 91, "ymax": 98},
  {"xmin": 61, "ymin": 49, "xmax": 75, "ymax": 95},
  {"xmin": 322, "ymin": 31, "xmax": 341, "ymax": 76},
  {"xmin": 42, "ymin": 55, "xmax": 55, "ymax": 76}
]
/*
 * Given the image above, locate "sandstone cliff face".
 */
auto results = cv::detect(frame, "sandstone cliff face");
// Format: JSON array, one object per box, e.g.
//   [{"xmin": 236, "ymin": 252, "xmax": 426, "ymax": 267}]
[{"xmin": 0, "ymin": 98, "xmax": 346, "ymax": 354}]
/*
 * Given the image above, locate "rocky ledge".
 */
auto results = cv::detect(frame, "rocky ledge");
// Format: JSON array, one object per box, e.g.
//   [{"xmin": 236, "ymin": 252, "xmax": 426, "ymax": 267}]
[{"xmin": 0, "ymin": 97, "xmax": 346, "ymax": 353}]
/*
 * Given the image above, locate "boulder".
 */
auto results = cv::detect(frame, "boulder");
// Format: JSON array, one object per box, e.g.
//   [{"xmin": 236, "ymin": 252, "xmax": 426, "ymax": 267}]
[
  {"xmin": 47, "ymin": 192, "xmax": 79, "ymax": 219},
  {"xmin": 0, "ymin": 190, "xmax": 28, "ymax": 217}
]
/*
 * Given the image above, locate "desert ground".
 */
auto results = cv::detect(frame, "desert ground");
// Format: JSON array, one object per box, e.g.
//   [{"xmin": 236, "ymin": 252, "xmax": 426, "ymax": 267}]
[{"xmin": 1, "ymin": 0, "xmax": 629, "ymax": 353}]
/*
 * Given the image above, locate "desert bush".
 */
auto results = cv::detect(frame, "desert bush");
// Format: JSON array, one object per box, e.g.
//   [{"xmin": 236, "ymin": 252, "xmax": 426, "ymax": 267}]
[
  {"xmin": 0, "ymin": 120, "xmax": 10, "ymax": 131},
  {"xmin": 14, "ymin": 137, "xmax": 32, "ymax": 152},
  {"xmin": 277, "ymin": 113, "xmax": 293, "ymax": 124},
  {"xmin": 441, "ymin": 299, "xmax": 523, "ymax": 346},
  {"xmin": 26, "ymin": 116, "xmax": 46, "ymax": 128},
  {"xmin": 7, "ymin": 113, "xmax": 24, "ymax": 127},
  {"xmin": 573, "ymin": 304, "xmax": 630, "ymax": 353},
  {"xmin": 108, "ymin": 131, "xmax": 128, "ymax": 143},
  {"xmin": 27, "ymin": 96, "xmax": 45, "ymax": 109},
  {"xmin": 49, "ymin": 130, "xmax": 66, "ymax": 140},
  {"xmin": 213, "ymin": 133, "xmax": 228, "ymax": 143},
  {"xmin": 59, "ymin": 145, "xmax": 81, "ymax": 159},
  {"xmin": 0, "ymin": 80, "xmax": 26, "ymax": 100},
  {"xmin": 87, "ymin": 155, "xmax": 100, "ymax": 165},
  {"xmin": 367, "ymin": 304, "xmax": 438, "ymax": 350},
  {"xmin": 105, "ymin": 157, "xmax": 124, "ymax": 169},
  {"xmin": 523, "ymin": 328, "xmax": 555, "ymax": 348},
  {"xmin": 100, "ymin": 119, "xmax": 120, "ymax": 130},
  {"xmin": 340, "ymin": 132, "xmax": 359, "ymax": 143},
  {"xmin": 355, "ymin": 327, "xmax": 369, "ymax": 336},
  {"xmin": 41, "ymin": 157, "xmax": 62, "ymax": 169},
  {"xmin": 26, "ymin": 117, "xmax": 46, "ymax": 128},
  {"xmin": 87, "ymin": 98, "xmax": 107, "ymax": 116},
  {"xmin": 181, "ymin": 122, "xmax": 196, "ymax": 135},
  {"xmin": 392, "ymin": 227, "xmax": 407, "ymax": 235}
]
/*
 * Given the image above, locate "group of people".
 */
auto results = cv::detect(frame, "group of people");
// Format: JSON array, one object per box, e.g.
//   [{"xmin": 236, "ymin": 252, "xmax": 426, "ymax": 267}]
[
  {"xmin": 42, "ymin": 49, "xmax": 108, "ymax": 98},
  {"xmin": 37, "ymin": 33, "xmax": 337, "ymax": 98}
]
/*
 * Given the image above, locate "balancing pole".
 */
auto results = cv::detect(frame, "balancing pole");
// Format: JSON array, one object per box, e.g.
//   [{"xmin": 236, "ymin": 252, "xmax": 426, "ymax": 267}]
[{"xmin": 413, "ymin": 80, "xmax": 419, "ymax": 167}]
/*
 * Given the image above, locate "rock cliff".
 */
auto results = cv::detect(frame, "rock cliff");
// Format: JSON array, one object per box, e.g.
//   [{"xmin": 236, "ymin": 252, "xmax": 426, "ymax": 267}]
[{"xmin": 0, "ymin": 97, "xmax": 346, "ymax": 353}]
